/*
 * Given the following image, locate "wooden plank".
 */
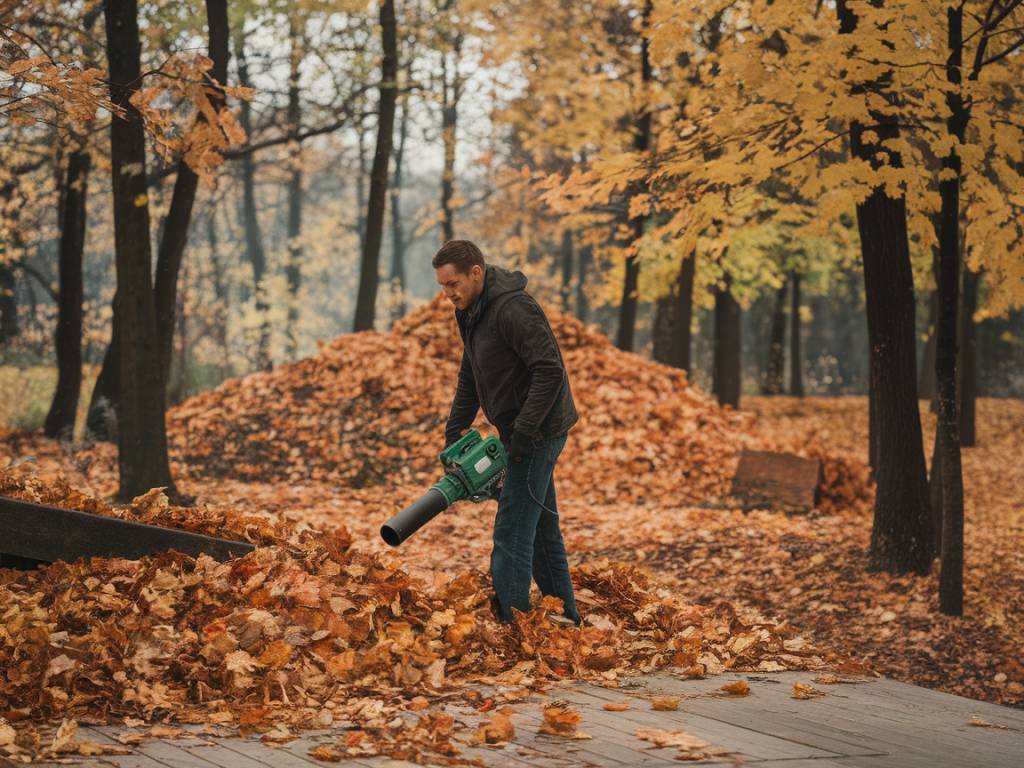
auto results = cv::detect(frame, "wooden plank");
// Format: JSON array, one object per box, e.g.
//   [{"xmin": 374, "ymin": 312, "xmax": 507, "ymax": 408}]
[
  {"xmin": 559, "ymin": 684, "xmax": 842, "ymax": 761},
  {"xmin": 0, "ymin": 494, "xmax": 255, "ymax": 564},
  {"xmin": 709, "ymin": 675, "xmax": 1024, "ymax": 757},
  {"xmin": 649, "ymin": 673, "xmax": 1024, "ymax": 765},
  {"xmin": 730, "ymin": 449, "xmax": 821, "ymax": 512}
]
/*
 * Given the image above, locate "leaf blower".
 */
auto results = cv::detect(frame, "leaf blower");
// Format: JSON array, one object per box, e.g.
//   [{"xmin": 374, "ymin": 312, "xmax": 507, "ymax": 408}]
[{"xmin": 380, "ymin": 429, "xmax": 507, "ymax": 547}]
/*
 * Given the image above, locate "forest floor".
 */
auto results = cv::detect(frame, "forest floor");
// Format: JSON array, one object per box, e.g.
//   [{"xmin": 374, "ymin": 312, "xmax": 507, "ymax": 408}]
[
  {"xmin": 3, "ymin": 396, "xmax": 1020, "ymax": 711},
  {"xmin": 1, "ymin": 300, "xmax": 1021, "ymax": 762}
]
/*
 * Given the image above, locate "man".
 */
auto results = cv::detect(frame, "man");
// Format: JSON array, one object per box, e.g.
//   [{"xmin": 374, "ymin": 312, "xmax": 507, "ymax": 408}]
[{"xmin": 433, "ymin": 239, "xmax": 580, "ymax": 626}]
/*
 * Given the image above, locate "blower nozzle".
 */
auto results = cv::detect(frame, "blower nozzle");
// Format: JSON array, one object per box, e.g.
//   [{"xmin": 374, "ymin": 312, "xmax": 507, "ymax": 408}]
[{"xmin": 380, "ymin": 429, "xmax": 507, "ymax": 547}]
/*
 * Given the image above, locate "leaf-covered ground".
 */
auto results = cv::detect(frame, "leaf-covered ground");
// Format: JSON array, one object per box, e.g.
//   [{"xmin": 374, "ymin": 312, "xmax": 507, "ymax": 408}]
[{"xmin": 0, "ymin": 299, "xmax": 1020, "ymax": 762}]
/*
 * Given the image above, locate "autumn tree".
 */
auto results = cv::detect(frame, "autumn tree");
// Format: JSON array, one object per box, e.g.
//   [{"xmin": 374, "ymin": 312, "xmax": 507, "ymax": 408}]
[
  {"xmin": 353, "ymin": 0, "xmax": 398, "ymax": 331},
  {"xmin": 102, "ymin": 0, "xmax": 177, "ymax": 499}
]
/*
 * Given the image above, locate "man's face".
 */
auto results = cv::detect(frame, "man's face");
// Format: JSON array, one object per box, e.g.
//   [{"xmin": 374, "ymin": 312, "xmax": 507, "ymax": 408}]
[{"xmin": 435, "ymin": 263, "xmax": 484, "ymax": 311}]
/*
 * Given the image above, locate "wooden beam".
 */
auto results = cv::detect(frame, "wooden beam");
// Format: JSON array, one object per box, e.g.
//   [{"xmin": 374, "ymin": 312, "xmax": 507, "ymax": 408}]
[{"xmin": 0, "ymin": 495, "xmax": 255, "ymax": 566}]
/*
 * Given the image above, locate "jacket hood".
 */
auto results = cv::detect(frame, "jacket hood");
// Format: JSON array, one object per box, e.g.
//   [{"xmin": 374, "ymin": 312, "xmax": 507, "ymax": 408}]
[
  {"xmin": 459, "ymin": 265, "xmax": 527, "ymax": 326},
  {"xmin": 485, "ymin": 264, "xmax": 528, "ymax": 299}
]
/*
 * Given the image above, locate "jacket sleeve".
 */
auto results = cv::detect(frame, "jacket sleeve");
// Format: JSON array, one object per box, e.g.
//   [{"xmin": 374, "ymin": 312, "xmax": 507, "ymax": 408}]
[
  {"xmin": 498, "ymin": 296, "xmax": 565, "ymax": 439},
  {"xmin": 444, "ymin": 351, "xmax": 480, "ymax": 446}
]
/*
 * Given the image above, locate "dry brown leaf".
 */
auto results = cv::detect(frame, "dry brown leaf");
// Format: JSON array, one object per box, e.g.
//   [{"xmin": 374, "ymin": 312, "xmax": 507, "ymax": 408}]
[
  {"xmin": 792, "ymin": 682, "xmax": 826, "ymax": 700},
  {"xmin": 308, "ymin": 744, "xmax": 343, "ymax": 761},
  {"xmin": 650, "ymin": 695, "xmax": 681, "ymax": 711},
  {"xmin": 718, "ymin": 680, "xmax": 751, "ymax": 697},
  {"xmin": 635, "ymin": 728, "xmax": 734, "ymax": 760},
  {"xmin": 539, "ymin": 704, "xmax": 590, "ymax": 739},
  {"xmin": 474, "ymin": 707, "xmax": 515, "ymax": 744},
  {"xmin": 602, "ymin": 701, "xmax": 631, "ymax": 711}
]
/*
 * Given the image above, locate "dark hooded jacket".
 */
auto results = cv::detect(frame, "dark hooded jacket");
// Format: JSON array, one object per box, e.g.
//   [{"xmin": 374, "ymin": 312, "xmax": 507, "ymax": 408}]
[{"xmin": 444, "ymin": 265, "xmax": 578, "ymax": 447}]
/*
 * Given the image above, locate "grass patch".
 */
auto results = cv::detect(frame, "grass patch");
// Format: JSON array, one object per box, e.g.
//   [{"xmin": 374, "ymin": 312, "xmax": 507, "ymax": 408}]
[{"xmin": 0, "ymin": 365, "xmax": 99, "ymax": 438}]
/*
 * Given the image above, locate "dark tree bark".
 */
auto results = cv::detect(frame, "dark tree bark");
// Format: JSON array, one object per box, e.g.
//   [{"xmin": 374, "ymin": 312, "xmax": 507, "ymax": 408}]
[
  {"xmin": 44, "ymin": 148, "xmax": 91, "ymax": 438},
  {"xmin": 669, "ymin": 251, "xmax": 695, "ymax": 373},
  {"xmin": 790, "ymin": 270, "xmax": 804, "ymax": 396},
  {"xmin": 234, "ymin": 24, "xmax": 271, "ymax": 369},
  {"xmin": 616, "ymin": 0, "xmax": 653, "ymax": 352},
  {"xmin": 653, "ymin": 251, "xmax": 695, "ymax": 372},
  {"xmin": 439, "ymin": 28, "xmax": 461, "ymax": 243},
  {"xmin": 103, "ymin": 0, "xmax": 176, "ymax": 500},
  {"xmin": 352, "ymin": 0, "xmax": 397, "ymax": 332},
  {"xmin": 0, "ymin": 184, "xmax": 19, "ymax": 343},
  {"xmin": 713, "ymin": 275, "xmax": 741, "ymax": 408},
  {"xmin": 837, "ymin": 0, "xmax": 933, "ymax": 573},
  {"xmin": 0, "ymin": 265, "xmax": 16, "ymax": 343},
  {"xmin": 167, "ymin": 258, "xmax": 189, "ymax": 406},
  {"xmin": 155, "ymin": 0, "xmax": 230, "ymax": 383},
  {"xmin": 355, "ymin": 106, "xmax": 368, "ymax": 253},
  {"xmin": 576, "ymin": 243, "xmax": 591, "ymax": 323},
  {"xmin": 87, "ymin": 296, "xmax": 119, "ymax": 439},
  {"xmin": 207, "ymin": 212, "xmax": 230, "ymax": 378},
  {"xmin": 285, "ymin": 13, "xmax": 304, "ymax": 359},
  {"xmin": 919, "ymin": 251, "xmax": 939, "ymax": 400},
  {"xmin": 389, "ymin": 87, "xmax": 409, "ymax": 325},
  {"xmin": 560, "ymin": 229, "xmax": 573, "ymax": 311},
  {"xmin": 762, "ymin": 280, "xmax": 787, "ymax": 394},
  {"xmin": 929, "ymin": 425, "xmax": 942, "ymax": 553},
  {"xmin": 959, "ymin": 265, "xmax": 978, "ymax": 446},
  {"xmin": 936, "ymin": 4, "xmax": 968, "ymax": 616}
]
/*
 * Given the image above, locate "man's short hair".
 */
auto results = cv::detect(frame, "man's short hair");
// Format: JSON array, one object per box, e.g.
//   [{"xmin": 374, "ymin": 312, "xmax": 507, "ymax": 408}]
[{"xmin": 432, "ymin": 240, "xmax": 485, "ymax": 274}]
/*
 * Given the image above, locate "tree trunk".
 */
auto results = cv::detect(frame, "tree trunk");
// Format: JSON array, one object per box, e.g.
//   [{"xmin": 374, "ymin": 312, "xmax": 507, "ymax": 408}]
[
  {"xmin": 560, "ymin": 229, "xmax": 573, "ymax": 311},
  {"xmin": 0, "ymin": 184, "xmax": 18, "ymax": 343},
  {"xmin": 207, "ymin": 212, "xmax": 230, "ymax": 379},
  {"xmin": 959, "ymin": 266, "xmax": 978, "ymax": 446},
  {"xmin": 355, "ymin": 105, "xmax": 368, "ymax": 253},
  {"xmin": 285, "ymin": 13, "xmax": 304, "ymax": 359},
  {"xmin": 790, "ymin": 270, "xmax": 804, "ymax": 396},
  {"xmin": 154, "ymin": 0, "xmax": 230, "ymax": 385},
  {"xmin": 762, "ymin": 280, "xmax": 787, "ymax": 394},
  {"xmin": 837, "ymin": 0, "xmax": 932, "ymax": 573},
  {"xmin": 103, "ymin": 0, "xmax": 176, "ymax": 500},
  {"xmin": 713, "ymin": 275, "xmax": 741, "ymax": 408},
  {"xmin": 439, "ymin": 35, "xmax": 460, "ymax": 244},
  {"xmin": 44, "ymin": 148, "xmax": 91, "ymax": 439},
  {"xmin": 576, "ymin": 243, "xmax": 591, "ymax": 323},
  {"xmin": 0, "ymin": 264, "xmax": 16, "ymax": 343},
  {"xmin": 389, "ymin": 87, "xmax": 408, "ymax": 324},
  {"xmin": 919, "ymin": 256, "xmax": 938, "ymax": 401},
  {"xmin": 167, "ymin": 257, "xmax": 189, "ymax": 405},
  {"xmin": 87, "ymin": 297, "xmax": 119, "ymax": 440},
  {"xmin": 616, "ymin": 0, "xmax": 652, "ymax": 353},
  {"xmin": 352, "ymin": 0, "xmax": 397, "ymax": 332},
  {"xmin": 928, "ymin": 424, "xmax": 942, "ymax": 553},
  {"xmin": 234, "ymin": 24, "xmax": 271, "ymax": 370},
  {"xmin": 937, "ymin": 4, "xmax": 966, "ymax": 616},
  {"xmin": 669, "ymin": 250, "xmax": 695, "ymax": 373}
]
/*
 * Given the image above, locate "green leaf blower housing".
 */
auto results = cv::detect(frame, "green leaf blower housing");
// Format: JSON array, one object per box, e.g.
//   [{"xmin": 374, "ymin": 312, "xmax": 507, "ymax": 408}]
[{"xmin": 380, "ymin": 429, "xmax": 508, "ymax": 546}]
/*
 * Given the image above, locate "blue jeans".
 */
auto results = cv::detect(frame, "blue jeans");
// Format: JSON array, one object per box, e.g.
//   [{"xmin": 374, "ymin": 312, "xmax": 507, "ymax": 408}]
[{"xmin": 491, "ymin": 433, "xmax": 579, "ymax": 624}]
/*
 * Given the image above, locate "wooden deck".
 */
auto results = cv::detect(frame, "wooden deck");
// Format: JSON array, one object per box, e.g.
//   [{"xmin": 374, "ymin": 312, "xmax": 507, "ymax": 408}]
[{"xmin": 24, "ymin": 672, "xmax": 1024, "ymax": 767}]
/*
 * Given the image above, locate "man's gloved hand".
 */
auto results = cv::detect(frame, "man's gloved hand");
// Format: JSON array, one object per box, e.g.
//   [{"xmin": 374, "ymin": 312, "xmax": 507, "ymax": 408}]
[{"xmin": 508, "ymin": 431, "xmax": 533, "ymax": 464}]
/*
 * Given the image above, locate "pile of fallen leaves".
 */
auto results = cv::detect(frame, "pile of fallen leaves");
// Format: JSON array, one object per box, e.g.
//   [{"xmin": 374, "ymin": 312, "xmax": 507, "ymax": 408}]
[
  {"xmin": 0, "ymin": 471, "xmax": 821, "ymax": 763},
  {"xmin": 167, "ymin": 295, "xmax": 752, "ymax": 504}
]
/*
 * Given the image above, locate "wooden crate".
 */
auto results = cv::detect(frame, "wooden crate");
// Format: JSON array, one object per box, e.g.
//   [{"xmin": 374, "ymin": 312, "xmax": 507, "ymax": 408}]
[{"xmin": 730, "ymin": 449, "xmax": 822, "ymax": 513}]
